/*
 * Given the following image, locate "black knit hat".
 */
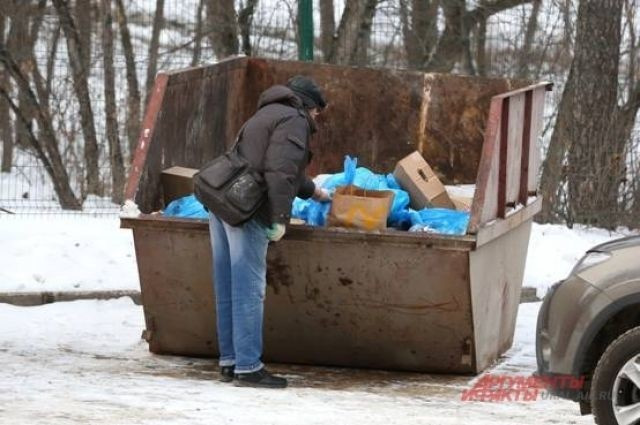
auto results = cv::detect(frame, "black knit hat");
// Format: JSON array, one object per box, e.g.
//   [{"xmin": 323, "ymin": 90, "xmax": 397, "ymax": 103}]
[{"xmin": 286, "ymin": 75, "xmax": 327, "ymax": 110}]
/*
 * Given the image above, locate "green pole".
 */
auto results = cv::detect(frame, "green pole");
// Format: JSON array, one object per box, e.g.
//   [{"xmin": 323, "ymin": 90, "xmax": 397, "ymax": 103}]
[{"xmin": 298, "ymin": 0, "xmax": 314, "ymax": 61}]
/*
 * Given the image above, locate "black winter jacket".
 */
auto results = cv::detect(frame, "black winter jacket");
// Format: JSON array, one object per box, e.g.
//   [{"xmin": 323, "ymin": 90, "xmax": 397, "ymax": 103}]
[{"xmin": 236, "ymin": 85, "xmax": 316, "ymax": 226}]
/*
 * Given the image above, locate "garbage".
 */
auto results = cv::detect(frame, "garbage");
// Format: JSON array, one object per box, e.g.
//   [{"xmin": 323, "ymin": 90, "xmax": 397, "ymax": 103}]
[
  {"xmin": 162, "ymin": 156, "xmax": 469, "ymax": 235},
  {"xmin": 407, "ymin": 208, "xmax": 470, "ymax": 235},
  {"xmin": 161, "ymin": 166, "xmax": 198, "ymax": 206},
  {"xmin": 292, "ymin": 156, "xmax": 411, "ymax": 228},
  {"xmin": 393, "ymin": 151, "xmax": 455, "ymax": 209},
  {"xmin": 327, "ymin": 185, "xmax": 394, "ymax": 231},
  {"xmin": 164, "ymin": 194, "xmax": 208, "ymax": 219}
]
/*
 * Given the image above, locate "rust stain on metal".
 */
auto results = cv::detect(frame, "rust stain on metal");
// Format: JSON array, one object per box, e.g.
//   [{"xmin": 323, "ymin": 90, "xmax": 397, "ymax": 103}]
[
  {"xmin": 266, "ymin": 254, "xmax": 293, "ymax": 295},
  {"xmin": 339, "ymin": 277, "xmax": 354, "ymax": 286}
]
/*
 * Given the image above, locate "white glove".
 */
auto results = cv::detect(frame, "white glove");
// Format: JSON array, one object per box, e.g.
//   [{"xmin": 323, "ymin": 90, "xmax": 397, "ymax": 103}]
[
  {"xmin": 312, "ymin": 187, "xmax": 332, "ymax": 203},
  {"xmin": 265, "ymin": 223, "xmax": 286, "ymax": 242}
]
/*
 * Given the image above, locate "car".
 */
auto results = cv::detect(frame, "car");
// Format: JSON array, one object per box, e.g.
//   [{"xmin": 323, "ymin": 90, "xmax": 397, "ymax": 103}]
[{"xmin": 536, "ymin": 235, "xmax": 640, "ymax": 425}]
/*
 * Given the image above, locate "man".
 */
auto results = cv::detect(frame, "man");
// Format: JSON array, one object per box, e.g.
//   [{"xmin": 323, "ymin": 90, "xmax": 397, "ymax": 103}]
[{"xmin": 208, "ymin": 76, "xmax": 330, "ymax": 389}]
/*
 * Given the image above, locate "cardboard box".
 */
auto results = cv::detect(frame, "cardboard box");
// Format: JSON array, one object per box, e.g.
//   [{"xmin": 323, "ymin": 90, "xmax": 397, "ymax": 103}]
[
  {"xmin": 393, "ymin": 151, "xmax": 455, "ymax": 209},
  {"xmin": 328, "ymin": 185, "xmax": 394, "ymax": 231},
  {"xmin": 161, "ymin": 166, "xmax": 198, "ymax": 206},
  {"xmin": 450, "ymin": 195, "xmax": 473, "ymax": 212}
]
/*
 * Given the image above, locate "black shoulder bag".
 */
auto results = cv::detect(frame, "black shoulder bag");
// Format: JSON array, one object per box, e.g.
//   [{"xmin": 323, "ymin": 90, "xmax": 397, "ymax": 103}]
[{"xmin": 193, "ymin": 125, "xmax": 266, "ymax": 226}]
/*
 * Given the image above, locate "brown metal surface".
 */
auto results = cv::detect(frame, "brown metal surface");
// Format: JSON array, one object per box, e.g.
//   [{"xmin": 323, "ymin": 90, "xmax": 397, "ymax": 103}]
[
  {"xmin": 468, "ymin": 82, "xmax": 552, "ymax": 233},
  {"xmin": 519, "ymin": 91, "xmax": 533, "ymax": 205},
  {"xmin": 125, "ymin": 73, "xmax": 169, "ymax": 202},
  {"xmin": 469, "ymin": 218, "xmax": 533, "ymax": 371},
  {"xmin": 123, "ymin": 213, "xmax": 535, "ymax": 373},
  {"xmin": 468, "ymin": 98, "xmax": 502, "ymax": 232},
  {"xmin": 498, "ymin": 97, "xmax": 510, "ymax": 219}
]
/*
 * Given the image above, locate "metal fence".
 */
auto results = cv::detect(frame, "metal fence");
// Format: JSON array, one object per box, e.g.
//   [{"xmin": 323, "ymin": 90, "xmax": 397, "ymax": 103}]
[{"xmin": 0, "ymin": 0, "xmax": 575, "ymax": 216}]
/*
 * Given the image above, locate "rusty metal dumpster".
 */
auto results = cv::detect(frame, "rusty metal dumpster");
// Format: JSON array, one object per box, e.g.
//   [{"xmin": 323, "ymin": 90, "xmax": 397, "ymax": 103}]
[{"xmin": 121, "ymin": 57, "xmax": 551, "ymax": 374}]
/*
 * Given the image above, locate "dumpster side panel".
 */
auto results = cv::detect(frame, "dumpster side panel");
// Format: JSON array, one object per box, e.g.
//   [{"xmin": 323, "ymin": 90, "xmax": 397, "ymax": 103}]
[
  {"xmin": 468, "ymin": 219, "xmax": 533, "ymax": 372},
  {"xmin": 132, "ymin": 226, "xmax": 218, "ymax": 356},
  {"xmin": 246, "ymin": 58, "xmax": 425, "ymax": 176},
  {"xmin": 420, "ymin": 74, "xmax": 526, "ymax": 184},
  {"xmin": 132, "ymin": 59, "xmax": 250, "ymax": 213},
  {"xmin": 263, "ymin": 237, "xmax": 476, "ymax": 373}
]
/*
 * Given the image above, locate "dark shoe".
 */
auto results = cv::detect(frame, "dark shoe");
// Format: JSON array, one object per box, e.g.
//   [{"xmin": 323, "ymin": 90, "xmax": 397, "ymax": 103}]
[
  {"xmin": 234, "ymin": 368, "xmax": 288, "ymax": 388},
  {"xmin": 220, "ymin": 365, "xmax": 235, "ymax": 382}
]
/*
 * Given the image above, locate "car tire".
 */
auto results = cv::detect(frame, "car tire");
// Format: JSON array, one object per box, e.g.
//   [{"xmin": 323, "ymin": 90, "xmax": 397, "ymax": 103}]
[{"xmin": 591, "ymin": 326, "xmax": 640, "ymax": 425}]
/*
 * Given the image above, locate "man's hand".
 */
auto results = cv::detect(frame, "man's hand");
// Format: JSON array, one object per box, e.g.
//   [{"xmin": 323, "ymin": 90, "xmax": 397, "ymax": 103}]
[
  {"xmin": 312, "ymin": 187, "xmax": 332, "ymax": 203},
  {"xmin": 265, "ymin": 223, "xmax": 286, "ymax": 242}
]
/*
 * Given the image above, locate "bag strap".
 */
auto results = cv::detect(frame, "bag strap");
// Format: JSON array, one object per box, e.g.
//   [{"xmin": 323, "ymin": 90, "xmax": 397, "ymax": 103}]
[{"xmin": 227, "ymin": 122, "xmax": 249, "ymax": 154}]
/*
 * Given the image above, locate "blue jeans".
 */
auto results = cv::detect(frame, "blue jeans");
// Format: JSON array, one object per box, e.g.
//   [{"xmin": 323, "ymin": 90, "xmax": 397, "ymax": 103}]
[{"xmin": 208, "ymin": 213, "xmax": 269, "ymax": 373}]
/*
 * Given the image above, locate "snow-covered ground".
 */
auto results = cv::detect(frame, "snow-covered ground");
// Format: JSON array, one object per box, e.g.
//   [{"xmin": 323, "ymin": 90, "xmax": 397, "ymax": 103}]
[
  {"xmin": 0, "ymin": 216, "xmax": 138, "ymax": 293},
  {"xmin": 0, "ymin": 215, "xmax": 634, "ymax": 295},
  {"xmin": 0, "ymin": 298, "xmax": 593, "ymax": 425}
]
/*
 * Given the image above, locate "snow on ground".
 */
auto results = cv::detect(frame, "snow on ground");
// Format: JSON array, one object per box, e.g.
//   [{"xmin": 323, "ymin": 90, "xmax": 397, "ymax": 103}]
[
  {"xmin": 0, "ymin": 215, "xmax": 635, "ymax": 295},
  {"xmin": 0, "ymin": 216, "xmax": 138, "ymax": 293},
  {"xmin": 523, "ymin": 223, "xmax": 637, "ymax": 298},
  {"xmin": 0, "ymin": 298, "xmax": 593, "ymax": 425}
]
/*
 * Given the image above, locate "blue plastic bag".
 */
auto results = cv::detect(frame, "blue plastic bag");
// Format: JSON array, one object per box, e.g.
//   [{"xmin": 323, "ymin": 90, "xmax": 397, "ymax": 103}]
[
  {"xmin": 408, "ymin": 208, "xmax": 470, "ymax": 235},
  {"xmin": 164, "ymin": 195, "xmax": 208, "ymax": 219},
  {"xmin": 291, "ymin": 155, "xmax": 413, "ymax": 228}
]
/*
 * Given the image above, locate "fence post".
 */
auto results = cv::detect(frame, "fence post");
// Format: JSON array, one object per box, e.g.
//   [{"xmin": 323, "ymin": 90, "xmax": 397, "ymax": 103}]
[{"xmin": 298, "ymin": 0, "xmax": 314, "ymax": 61}]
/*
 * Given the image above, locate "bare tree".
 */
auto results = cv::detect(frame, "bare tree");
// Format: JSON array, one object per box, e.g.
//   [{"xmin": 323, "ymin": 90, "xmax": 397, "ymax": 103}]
[
  {"xmin": 425, "ymin": 0, "xmax": 532, "ymax": 73},
  {"xmin": 7, "ymin": 0, "xmax": 34, "ymax": 152},
  {"xmin": 191, "ymin": 0, "xmax": 206, "ymax": 66},
  {"xmin": 540, "ymin": 0, "xmax": 633, "ymax": 228},
  {"xmin": 52, "ymin": 0, "xmax": 102, "ymax": 196},
  {"xmin": 400, "ymin": 0, "xmax": 439, "ymax": 69},
  {"xmin": 475, "ymin": 11, "xmax": 488, "ymax": 76},
  {"xmin": 238, "ymin": 0, "xmax": 258, "ymax": 56},
  {"xmin": 319, "ymin": 0, "xmax": 335, "ymax": 60},
  {"xmin": 205, "ymin": 0, "xmax": 239, "ymax": 59},
  {"xmin": 0, "ymin": 8, "xmax": 12, "ymax": 172},
  {"xmin": 101, "ymin": 0, "xmax": 125, "ymax": 203},
  {"xmin": 145, "ymin": 0, "xmax": 165, "ymax": 108},
  {"xmin": 75, "ymin": 0, "xmax": 92, "ymax": 72},
  {"xmin": 115, "ymin": 0, "xmax": 141, "ymax": 160},
  {"xmin": 516, "ymin": 0, "xmax": 541, "ymax": 78},
  {"xmin": 0, "ymin": 45, "xmax": 81, "ymax": 209},
  {"xmin": 327, "ymin": 0, "xmax": 380, "ymax": 65}
]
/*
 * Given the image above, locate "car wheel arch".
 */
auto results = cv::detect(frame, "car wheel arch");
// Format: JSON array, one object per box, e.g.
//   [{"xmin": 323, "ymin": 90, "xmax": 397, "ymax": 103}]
[{"xmin": 573, "ymin": 293, "xmax": 640, "ymax": 378}]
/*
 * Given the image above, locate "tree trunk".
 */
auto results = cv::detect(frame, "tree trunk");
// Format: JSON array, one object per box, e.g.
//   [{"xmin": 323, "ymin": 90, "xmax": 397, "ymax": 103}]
[
  {"xmin": 75, "ymin": 0, "xmax": 91, "ymax": 72},
  {"xmin": 145, "ymin": 0, "xmax": 165, "ymax": 108},
  {"xmin": 238, "ymin": 0, "xmax": 258, "ymax": 56},
  {"xmin": 191, "ymin": 0, "xmax": 205, "ymax": 66},
  {"xmin": 328, "ymin": 0, "xmax": 379, "ymax": 65},
  {"xmin": 205, "ymin": 0, "xmax": 238, "ymax": 60},
  {"xmin": 0, "ymin": 11, "xmax": 12, "ymax": 172},
  {"xmin": 538, "ymin": 71, "xmax": 575, "ymax": 223},
  {"xmin": 401, "ymin": 0, "xmax": 439, "ymax": 69},
  {"xmin": 516, "ymin": 0, "xmax": 541, "ymax": 78},
  {"xmin": 7, "ymin": 0, "xmax": 33, "ymax": 151},
  {"xmin": 319, "ymin": 0, "xmax": 335, "ymax": 61},
  {"xmin": 541, "ymin": 0, "xmax": 624, "ymax": 228},
  {"xmin": 115, "ymin": 0, "xmax": 141, "ymax": 161},
  {"xmin": 426, "ymin": 0, "xmax": 532, "ymax": 73},
  {"xmin": 0, "ymin": 47, "xmax": 81, "ymax": 209},
  {"xmin": 53, "ymin": 0, "xmax": 102, "ymax": 196},
  {"xmin": 45, "ymin": 23, "xmax": 61, "ymax": 109},
  {"xmin": 425, "ymin": 0, "xmax": 467, "ymax": 72},
  {"xmin": 101, "ymin": 0, "xmax": 125, "ymax": 204},
  {"xmin": 475, "ymin": 14, "xmax": 487, "ymax": 76}
]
